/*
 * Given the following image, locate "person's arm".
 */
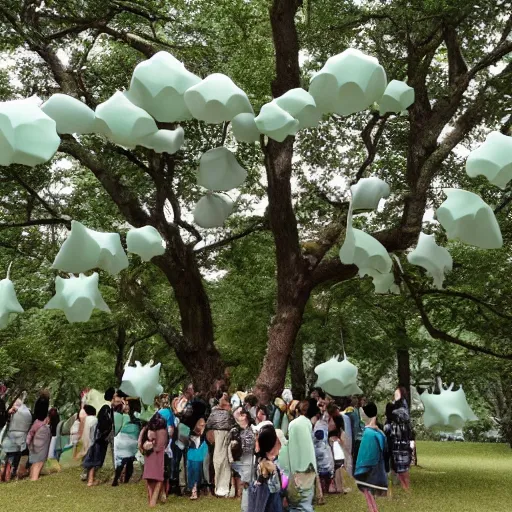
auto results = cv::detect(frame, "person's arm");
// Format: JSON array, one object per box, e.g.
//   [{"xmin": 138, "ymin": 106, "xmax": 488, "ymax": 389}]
[
  {"xmin": 153, "ymin": 429, "xmax": 168, "ymax": 453},
  {"xmin": 26, "ymin": 420, "xmax": 39, "ymax": 446}
]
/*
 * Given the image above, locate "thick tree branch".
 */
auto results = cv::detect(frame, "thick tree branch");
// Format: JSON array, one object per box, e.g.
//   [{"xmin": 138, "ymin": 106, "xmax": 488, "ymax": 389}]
[{"xmin": 0, "ymin": 218, "xmax": 69, "ymax": 230}]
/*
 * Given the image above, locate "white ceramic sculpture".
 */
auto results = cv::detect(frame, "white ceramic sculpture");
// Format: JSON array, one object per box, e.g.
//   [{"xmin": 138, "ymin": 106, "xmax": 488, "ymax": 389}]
[
  {"xmin": 126, "ymin": 225, "xmax": 165, "ymax": 261},
  {"xmin": 0, "ymin": 99, "xmax": 61, "ymax": 167},
  {"xmin": 378, "ymin": 80, "xmax": 415, "ymax": 115},
  {"xmin": 0, "ymin": 278, "xmax": 24, "ymax": 329},
  {"xmin": 309, "ymin": 48, "xmax": 387, "ymax": 116},
  {"xmin": 254, "ymin": 101, "xmax": 300, "ymax": 142},
  {"xmin": 44, "ymin": 273, "xmax": 110, "ymax": 323},
  {"xmin": 436, "ymin": 189, "xmax": 502, "ymax": 249},
  {"xmin": 193, "ymin": 193, "xmax": 234, "ymax": 228},
  {"xmin": 95, "ymin": 91, "xmax": 157, "ymax": 148},
  {"xmin": 407, "ymin": 232, "xmax": 453, "ymax": 289},
  {"xmin": 40, "ymin": 94, "xmax": 96, "ymax": 134},
  {"xmin": 196, "ymin": 147, "xmax": 247, "ymax": 191},
  {"xmin": 275, "ymin": 88, "xmax": 322, "ymax": 129},
  {"xmin": 231, "ymin": 113, "xmax": 261, "ymax": 143},
  {"xmin": 421, "ymin": 383, "xmax": 478, "ymax": 430},
  {"xmin": 339, "ymin": 224, "xmax": 393, "ymax": 274},
  {"xmin": 466, "ymin": 131, "xmax": 512, "ymax": 189},
  {"xmin": 120, "ymin": 360, "xmax": 162, "ymax": 405},
  {"xmin": 350, "ymin": 177, "xmax": 391, "ymax": 211},
  {"xmin": 52, "ymin": 220, "xmax": 129, "ymax": 275},
  {"xmin": 138, "ymin": 127, "xmax": 184, "ymax": 154},
  {"xmin": 359, "ymin": 268, "xmax": 399, "ymax": 294},
  {"xmin": 126, "ymin": 51, "xmax": 201, "ymax": 122},
  {"xmin": 315, "ymin": 356, "xmax": 363, "ymax": 397},
  {"xmin": 184, "ymin": 73, "xmax": 253, "ymax": 124}
]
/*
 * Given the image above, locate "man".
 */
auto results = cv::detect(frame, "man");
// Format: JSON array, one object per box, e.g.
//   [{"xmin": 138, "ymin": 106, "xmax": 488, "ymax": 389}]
[{"xmin": 82, "ymin": 387, "xmax": 126, "ymax": 486}]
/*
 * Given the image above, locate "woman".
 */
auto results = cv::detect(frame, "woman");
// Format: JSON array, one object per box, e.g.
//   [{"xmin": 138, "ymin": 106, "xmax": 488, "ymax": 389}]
[
  {"xmin": 255, "ymin": 406, "xmax": 268, "ymax": 425},
  {"xmin": 47, "ymin": 408, "xmax": 60, "ymax": 461},
  {"xmin": 187, "ymin": 416, "xmax": 208, "ymax": 500},
  {"xmin": 113, "ymin": 401, "xmax": 141, "ymax": 486},
  {"xmin": 139, "ymin": 412, "xmax": 168, "ymax": 507},
  {"xmin": 354, "ymin": 403, "xmax": 389, "ymax": 512},
  {"xmin": 385, "ymin": 387, "xmax": 412, "ymax": 490},
  {"xmin": 27, "ymin": 410, "xmax": 52, "ymax": 481}
]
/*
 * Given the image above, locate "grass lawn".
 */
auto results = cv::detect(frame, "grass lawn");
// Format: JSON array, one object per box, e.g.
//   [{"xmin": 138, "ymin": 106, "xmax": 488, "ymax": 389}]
[{"xmin": 1, "ymin": 441, "xmax": 510, "ymax": 512}]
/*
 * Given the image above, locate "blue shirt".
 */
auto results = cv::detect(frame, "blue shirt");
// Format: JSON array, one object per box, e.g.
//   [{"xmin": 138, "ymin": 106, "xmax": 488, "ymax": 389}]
[{"xmin": 159, "ymin": 408, "xmax": 176, "ymax": 429}]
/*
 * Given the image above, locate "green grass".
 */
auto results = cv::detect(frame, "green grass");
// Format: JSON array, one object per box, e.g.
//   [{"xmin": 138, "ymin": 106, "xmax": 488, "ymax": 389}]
[{"xmin": 1, "ymin": 442, "xmax": 511, "ymax": 511}]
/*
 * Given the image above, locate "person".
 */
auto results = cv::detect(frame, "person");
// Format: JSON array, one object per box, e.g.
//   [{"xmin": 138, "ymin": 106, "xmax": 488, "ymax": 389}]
[
  {"xmin": 354, "ymin": 402, "xmax": 389, "ymax": 512},
  {"xmin": 247, "ymin": 423, "xmax": 283, "ymax": 512},
  {"xmin": 385, "ymin": 387, "xmax": 412, "ymax": 490},
  {"xmin": 313, "ymin": 416, "xmax": 334, "ymax": 496},
  {"xmin": 206, "ymin": 392, "xmax": 236, "ymax": 497},
  {"xmin": 187, "ymin": 415, "xmax": 208, "ymax": 500},
  {"xmin": 27, "ymin": 408, "xmax": 52, "ymax": 481},
  {"xmin": 244, "ymin": 394, "xmax": 258, "ymax": 421},
  {"xmin": 230, "ymin": 407, "xmax": 256, "ymax": 511},
  {"xmin": 139, "ymin": 412, "xmax": 168, "ymax": 507},
  {"xmin": 47, "ymin": 408, "xmax": 60, "ymax": 461},
  {"xmin": 255, "ymin": 406, "xmax": 268, "ymax": 425},
  {"xmin": 112, "ymin": 401, "xmax": 141, "ymax": 486},
  {"xmin": 82, "ymin": 388, "xmax": 125, "ymax": 487},
  {"xmin": 156, "ymin": 394, "xmax": 175, "ymax": 498}
]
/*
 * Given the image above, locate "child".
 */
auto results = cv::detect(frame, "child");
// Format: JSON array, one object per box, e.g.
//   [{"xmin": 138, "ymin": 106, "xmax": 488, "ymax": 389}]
[{"xmin": 354, "ymin": 403, "xmax": 389, "ymax": 512}]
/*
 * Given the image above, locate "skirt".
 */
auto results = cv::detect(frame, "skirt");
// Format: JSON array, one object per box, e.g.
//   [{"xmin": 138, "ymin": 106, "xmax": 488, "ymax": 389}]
[{"xmin": 83, "ymin": 439, "xmax": 109, "ymax": 470}]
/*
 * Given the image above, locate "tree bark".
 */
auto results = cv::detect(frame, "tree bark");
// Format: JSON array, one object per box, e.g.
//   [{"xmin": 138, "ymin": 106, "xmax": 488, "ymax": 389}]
[
  {"xmin": 396, "ymin": 348, "xmax": 411, "ymax": 407},
  {"xmin": 290, "ymin": 337, "xmax": 307, "ymax": 400},
  {"xmin": 114, "ymin": 326, "xmax": 126, "ymax": 385}
]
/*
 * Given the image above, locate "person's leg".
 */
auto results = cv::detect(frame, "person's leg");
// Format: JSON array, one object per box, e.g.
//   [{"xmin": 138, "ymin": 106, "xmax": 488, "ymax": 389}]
[
  {"xmin": 363, "ymin": 489, "xmax": 379, "ymax": 512},
  {"xmin": 87, "ymin": 467, "xmax": 98, "ymax": 486},
  {"xmin": 124, "ymin": 458, "xmax": 134, "ymax": 483},
  {"xmin": 112, "ymin": 461, "xmax": 124, "ymax": 486},
  {"xmin": 145, "ymin": 480, "xmax": 153, "ymax": 504},
  {"xmin": 29, "ymin": 462, "xmax": 44, "ymax": 481},
  {"xmin": 398, "ymin": 471, "xmax": 410, "ymax": 490},
  {"xmin": 151, "ymin": 481, "xmax": 162, "ymax": 507}
]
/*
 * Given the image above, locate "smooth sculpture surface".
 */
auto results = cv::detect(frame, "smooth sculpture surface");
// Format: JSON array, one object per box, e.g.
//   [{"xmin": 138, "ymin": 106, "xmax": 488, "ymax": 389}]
[
  {"xmin": 309, "ymin": 48, "xmax": 387, "ymax": 116},
  {"xmin": 126, "ymin": 226, "xmax": 165, "ymax": 261},
  {"xmin": 44, "ymin": 273, "xmax": 110, "ymax": 323},
  {"xmin": 120, "ymin": 360, "xmax": 162, "ymax": 405},
  {"xmin": 41, "ymin": 94, "xmax": 96, "ymax": 135},
  {"xmin": 231, "ymin": 113, "xmax": 261, "ymax": 143},
  {"xmin": 0, "ymin": 99, "xmax": 60, "ymax": 167},
  {"xmin": 197, "ymin": 147, "xmax": 247, "ymax": 191},
  {"xmin": 184, "ymin": 73, "xmax": 253, "ymax": 124},
  {"xmin": 379, "ymin": 80, "xmax": 415, "ymax": 115},
  {"xmin": 275, "ymin": 88, "xmax": 322, "ymax": 129},
  {"xmin": 52, "ymin": 220, "xmax": 129, "ymax": 275},
  {"xmin": 436, "ymin": 189, "xmax": 502, "ymax": 249},
  {"xmin": 314, "ymin": 356, "xmax": 363, "ymax": 397},
  {"xmin": 126, "ymin": 51, "xmax": 201, "ymax": 122},
  {"xmin": 351, "ymin": 177, "xmax": 391, "ymax": 211},
  {"xmin": 0, "ymin": 278, "xmax": 24, "ymax": 329},
  {"xmin": 254, "ymin": 101, "xmax": 300, "ymax": 142},
  {"xmin": 407, "ymin": 232, "xmax": 453, "ymax": 289},
  {"xmin": 138, "ymin": 127, "xmax": 184, "ymax": 154},
  {"xmin": 193, "ymin": 193, "xmax": 234, "ymax": 228},
  {"xmin": 466, "ymin": 131, "xmax": 512, "ymax": 190},
  {"xmin": 359, "ymin": 268, "xmax": 400, "ymax": 295}
]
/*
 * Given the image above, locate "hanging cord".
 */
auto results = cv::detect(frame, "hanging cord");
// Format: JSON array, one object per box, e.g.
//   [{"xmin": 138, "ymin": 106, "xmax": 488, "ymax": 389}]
[{"xmin": 6, "ymin": 261, "xmax": 13, "ymax": 280}]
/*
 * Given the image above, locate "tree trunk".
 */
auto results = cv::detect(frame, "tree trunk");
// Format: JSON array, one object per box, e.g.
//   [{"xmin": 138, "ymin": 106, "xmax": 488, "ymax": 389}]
[
  {"xmin": 115, "ymin": 326, "xmax": 126, "ymax": 385},
  {"xmin": 290, "ymin": 337, "xmax": 307, "ymax": 400},
  {"xmin": 397, "ymin": 347, "xmax": 411, "ymax": 407}
]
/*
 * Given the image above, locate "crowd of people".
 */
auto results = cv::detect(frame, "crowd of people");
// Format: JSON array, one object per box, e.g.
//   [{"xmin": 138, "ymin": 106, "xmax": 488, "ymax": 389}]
[{"xmin": 0, "ymin": 381, "xmax": 414, "ymax": 511}]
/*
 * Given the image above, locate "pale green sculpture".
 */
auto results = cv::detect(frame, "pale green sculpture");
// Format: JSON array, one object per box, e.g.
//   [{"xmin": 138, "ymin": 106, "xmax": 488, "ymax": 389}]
[
  {"xmin": 120, "ymin": 360, "xmax": 162, "ymax": 405},
  {"xmin": 466, "ymin": 131, "xmax": 512, "ymax": 189},
  {"xmin": 231, "ymin": 113, "xmax": 261, "ymax": 143},
  {"xmin": 309, "ymin": 48, "xmax": 387, "ymax": 116},
  {"xmin": 184, "ymin": 73, "xmax": 253, "ymax": 124},
  {"xmin": 254, "ymin": 101, "xmax": 300, "ymax": 142},
  {"xmin": 52, "ymin": 220, "xmax": 129, "ymax": 275},
  {"xmin": 126, "ymin": 226, "xmax": 166, "ymax": 261},
  {"xmin": 275, "ymin": 88, "xmax": 322, "ymax": 129},
  {"xmin": 95, "ymin": 91, "xmax": 157, "ymax": 148},
  {"xmin": 436, "ymin": 189, "xmax": 503, "ymax": 249},
  {"xmin": 0, "ymin": 277, "xmax": 24, "ymax": 329},
  {"xmin": 193, "ymin": 193, "xmax": 234, "ymax": 228},
  {"xmin": 44, "ymin": 273, "xmax": 110, "ymax": 323},
  {"xmin": 138, "ymin": 127, "xmax": 184, "ymax": 154},
  {"xmin": 351, "ymin": 177, "xmax": 390, "ymax": 211},
  {"xmin": 40, "ymin": 94, "xmax": 96, "ymax": 134},
  {"xmin": 378, "ymin": 80, "xmax": 415, "ymax": 115},
  {"xmin": 125, "ymin": 51, "xmax": 201, "ymax": 122},
  {"xmin": 315, "ymin": 356, "xmax": 363, "ymax": 397},
  {"xmin": 407, "ymin": 232, "xmax": 452, "ymax": 289},
  {"xmin": 0, "ymin": 99, "xmax": 61, "ymax": 167},
  {"xmin": 420, "ymin": 382, "xmax": 478, "ymax": 430},
  {"xmin": 197, "ymin": 147, "xmax": 247, "ymax": 191},
  {"xmin": 359, "ymin": 268, "xmax": 400, "ymax": 295}
]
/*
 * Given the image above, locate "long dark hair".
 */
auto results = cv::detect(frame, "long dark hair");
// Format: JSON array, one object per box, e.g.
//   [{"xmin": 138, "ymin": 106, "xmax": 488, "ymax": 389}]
[
  {"xmin": 148, "ymin": 412, "xmax": 166, "ymax": 431},
  {"xmin": 397, "ymin": 386, "xmax": 408, "ymax": 402}
]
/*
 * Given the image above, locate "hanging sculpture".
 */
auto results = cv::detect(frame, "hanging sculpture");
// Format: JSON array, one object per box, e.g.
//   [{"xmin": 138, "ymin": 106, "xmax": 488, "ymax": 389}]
[
  {"xmin": 184, "ymin": 73, "xmax": 253, "ymax": 124},
  {"xmin": 120, "ymin": 360, "xmax": 162, "ymax": 405},
  {"xmin": 0, "ymin": 99, "xmax": 61, "ymax": 167},
  {"xmin": 350, "ymin": 177, "xmax": 391, "ymax": 211},
  {"xmin": 309, "ymin": 48, "xmax": 387, "ymax": 116},
  {"xmin": 40, "ymin": 94, "xmax": 96, "ymax": 135},
  {"xmin": 193, "ymin": 193, "xmax": 234, "ymax": 228},
  {"xmin": 44, "ymin": 273, "xmax": 110, "ymax": 323},
  {"xmin": 407, "ymin": 232, "xmax": 453, "ymax": 289},
  {"xmin": 378, "ymin": 80, "xmax": 415, "ymax": 115},
  {"xmin": 125, "ymin": 51, "xmax": 201, "ymax": 122},
  {"xmin": 254, "ymin": 101, "xmax": 300, "ymax": 142},
  {"xmin": 420, "ymin": 382, "xmax": 478, "ymax": 430},
  {"xmin": 138, "ymin": 127, "xmax": 185, "ymax": 154},
  {"xmin": 0, "ymin": 272, "xmax": 24, "ymax": 329},
  {"xmin": 466, "ymin": 131, "xmax": 512, "ymax": 190},
  {"xmin": 436, "ymin": 189, "xmax": 503, "ymax": 249},
  {"xmin": 314, "ymin": 356, "xmax": 363, "ymax": 397},
  {"xmin": 126, "ymin": 226, "xmax": 166, "ymax": 261},
  {"xmin": 197, "ymin": 147, "xmax": 247, "ymax": 191},
  {"xmin": 359, "ymin": 268, "xmax": 400, "ymax": 295},
  {"xmin": 95, "ymin": 91, "xmax": 158, "ymax": 148},
  {"xmin": 231, "ymin": 113, "xmax": 261, "ymax": 143},
  {"xmin": 274, "ymin": 88, "xmax": 322, "ymax": 129},
  {"xmin": 52, "ymin": 221, "xmax": 129, "ymax": 275}
]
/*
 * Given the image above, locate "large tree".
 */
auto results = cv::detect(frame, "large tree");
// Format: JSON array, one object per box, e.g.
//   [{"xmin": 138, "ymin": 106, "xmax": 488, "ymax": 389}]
[{"xmin": 0, "ymin": 0, "xmax": 511, "ymax": 396}]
